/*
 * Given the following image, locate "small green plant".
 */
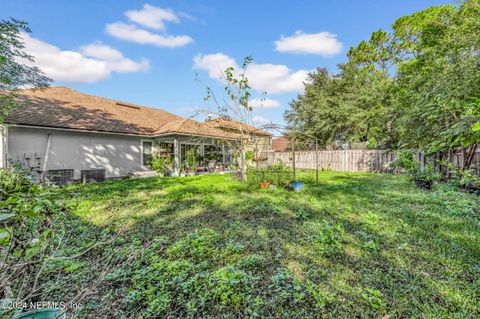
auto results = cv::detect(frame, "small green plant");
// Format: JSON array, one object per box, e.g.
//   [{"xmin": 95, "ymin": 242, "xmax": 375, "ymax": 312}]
[
  {"xmin": 245, "ymin": 150, "xmax": 255, "ymax": 161},
  {"xmin": 304, "ymin": 221, "xmax": 345, "ymax": 256},
  {"xmin": 359, "ymin": 287, "xmax": 386, "ymax": 311},
  {"xmin": 393, "ymin": 151, "xmax": 440, "ymax": 183},
  {"xmin": 414, "ymin": 163, "xmax": 441, "ymax": 183},
  {"xmin": 392, "ymin": 150, "xmax": 418, "ymax": 177},
  {"xmin": 148, "ymin": 150, "xmax": 166, "ymax": 174},
  {"xmin": 367, "ymin": 137, "xmax": 377, "ymax": 150},
  {"xmin": 185, "ymin": 148, "xmax": 198, "ymax": 172},
  {"xmin": 294, "ymin": 208, "xmax": 313, "ymax": 220},
  {"xmin": 459, "ymin": 169, "xmax": 480, "ymax": 187},
  {"xmin": 209, "ymin": 266, "xmax": 253, "ymax": 308},
  {"xmin": 242, "ymin": 199, "xmax": 280, "ymax": 215},
  {"xmin": 363, "ymin": 240, "xmax": 379, "ymax": 253}
]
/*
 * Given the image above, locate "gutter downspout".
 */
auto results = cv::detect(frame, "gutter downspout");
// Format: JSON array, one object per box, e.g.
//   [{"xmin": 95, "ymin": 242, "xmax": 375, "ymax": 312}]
[
  {"xmin": 41, "ymin": 133, "xmax": 52, "ymax": 179},
  {"xmin": 0, "ymin": 125, "xmax": 6, "ymax": 169}
]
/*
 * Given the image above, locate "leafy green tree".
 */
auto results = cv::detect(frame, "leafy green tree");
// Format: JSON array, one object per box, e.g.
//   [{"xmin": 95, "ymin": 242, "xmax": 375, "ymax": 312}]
[
  {"xmin": 393, "ymin": 1, "xmax": 479, "ymax": 157},
  {"xmin": 285, "ymin": 59, "xmax": 393, "ymax": 149},
  {"xmin": 285, "ymin": 0, "xmax": 479, "ymax": 162},
  {"xmin": 0, "ymin": 18, "xmax": 51, "ymax": 125}
]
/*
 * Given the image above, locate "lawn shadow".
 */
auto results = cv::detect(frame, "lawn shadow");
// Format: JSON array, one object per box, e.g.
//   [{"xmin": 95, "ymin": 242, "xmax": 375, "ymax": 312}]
[{"xmin": 67, "ymin": 173, "xmax": 480, "ymax": 317}]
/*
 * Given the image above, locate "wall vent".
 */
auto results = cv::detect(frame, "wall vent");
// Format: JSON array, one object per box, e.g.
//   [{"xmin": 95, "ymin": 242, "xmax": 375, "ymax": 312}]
[
  {"xmin": 81, "ymin": 169, "xmax": 106, "ymax": 183},
  {"xmin": 116, "ymin": 102, "xmax": 140, "ymax": 109}
]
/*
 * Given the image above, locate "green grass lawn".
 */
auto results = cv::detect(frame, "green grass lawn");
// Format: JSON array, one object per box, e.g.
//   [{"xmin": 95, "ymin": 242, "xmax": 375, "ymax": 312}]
[{"xmin": 59, "ymin": 172, "xmax": 479, "ymax": 318}]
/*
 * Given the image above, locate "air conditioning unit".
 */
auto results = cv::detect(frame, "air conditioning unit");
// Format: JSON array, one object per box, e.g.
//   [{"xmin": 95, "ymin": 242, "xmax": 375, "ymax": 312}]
[
  {"xmin": 46, "ymin": 169, "xmax": 75, "ymax": 186},
  {"xmin": 81, "ymin": 169, "xmax": 106, "ymax": 183}
]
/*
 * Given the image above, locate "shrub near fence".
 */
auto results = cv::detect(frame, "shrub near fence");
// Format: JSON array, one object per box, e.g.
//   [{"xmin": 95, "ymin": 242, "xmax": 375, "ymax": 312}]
[{"xmin": 264, "ymin": 149, "xmax": 480, "ymax": 176}]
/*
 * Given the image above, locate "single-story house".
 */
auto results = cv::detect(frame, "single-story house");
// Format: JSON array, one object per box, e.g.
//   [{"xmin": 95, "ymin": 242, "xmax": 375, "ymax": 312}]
[
  {"xmin": 204, "ymin": 117, "xmax": 272, "ymax": 154},
  {"xmin": 0, "ymin": 87, "xmax": 244, "ymax": 183},
  {"xmin": 272, "ymin": 136, "xmax": 289, "ymax": 152}
]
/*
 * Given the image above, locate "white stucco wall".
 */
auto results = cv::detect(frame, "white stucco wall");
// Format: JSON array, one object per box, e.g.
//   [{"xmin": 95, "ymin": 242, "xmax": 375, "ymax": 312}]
[{"xmin": 7, "ymin": 126, "xmax": 151, "ymax": 179}]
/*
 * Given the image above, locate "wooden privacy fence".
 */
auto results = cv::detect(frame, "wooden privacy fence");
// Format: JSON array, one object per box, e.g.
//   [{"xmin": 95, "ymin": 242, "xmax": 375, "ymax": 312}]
[{"xmin": 263, "ymin": 149, "xmax": 480, "ymax": 175}]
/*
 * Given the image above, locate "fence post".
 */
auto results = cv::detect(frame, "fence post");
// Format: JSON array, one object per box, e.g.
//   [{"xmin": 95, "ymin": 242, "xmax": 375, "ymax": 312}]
[
  {"xmin": 292, "ymin": 138, "xmax": 296, "ymax": 180},
  {"xmin": 315, "ymin": 139, "xmax": 318, "ymax": 182}
]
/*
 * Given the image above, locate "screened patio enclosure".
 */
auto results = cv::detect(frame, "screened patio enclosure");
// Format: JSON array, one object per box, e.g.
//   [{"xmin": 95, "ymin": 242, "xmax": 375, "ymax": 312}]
[{"xmin": 149, "ymin": 135, "xmax": 238, "ymax": 176}]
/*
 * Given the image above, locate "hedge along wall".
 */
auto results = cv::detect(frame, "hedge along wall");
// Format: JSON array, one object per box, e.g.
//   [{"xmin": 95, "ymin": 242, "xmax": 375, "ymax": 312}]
[{"xmin": 263, "ymin": 149, "xmax": 480, "ymax": 175}]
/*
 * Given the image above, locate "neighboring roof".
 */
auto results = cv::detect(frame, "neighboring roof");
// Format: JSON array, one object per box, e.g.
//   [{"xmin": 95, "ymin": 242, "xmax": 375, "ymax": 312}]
[
  {"xmin": 5, "ymin": 87, "xmax": 235, "ymax": 139},
  {"xmin": 272, "ymin": 136, "xmax": 290, "ymax": 152},
  {"xmin": 204, "ymin": 118, "xmax": 271, "ymax": 136}
]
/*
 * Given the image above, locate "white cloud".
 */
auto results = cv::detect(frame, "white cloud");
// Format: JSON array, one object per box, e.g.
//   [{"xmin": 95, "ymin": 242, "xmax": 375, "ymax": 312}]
[
  {"xmin": 275, "ymin": 31, "xmax": 342, "ymax": 56},
  {"xmin": 249, "ymin": 98, "xmax": 280, "ymax": 109},
  {"xmin": 247, "ymin": 64, "xmax": 309, "ymax": 94},
  {"xmin": 81, "ymin": 43, "xmax": 150, "ymax": 73},
  {"xmin": 21, "ymin": 33, "xmax": 149, "ymax": 83},
  {"xmin": 252, "ymin": 115, "xmax": 271, "ymax": 125},
  {"xmin": 107, "ymin": 4, "xmax": 193, "ymax": 48},
  {"xmin": 125, "ymin": 4, "xmax": 179, "ymax": 30},
  {"xmin": 106, "ymin": 22, "xmax": 193, "ymax": 48},
  {"xmin": 193, "ymin": 53, "xmax": 309, "ymax": 94},
  {"xmin": 80, "ymin": 43, "xmax": 124, "ymax": 60},
  {"xmin": 193, "ymin": 53, "xmax": 236, "ymax": 79}
]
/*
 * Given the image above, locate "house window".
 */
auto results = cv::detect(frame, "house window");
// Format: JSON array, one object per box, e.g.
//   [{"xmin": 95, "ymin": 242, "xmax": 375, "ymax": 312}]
[{"xmin": 142, "ymin": 141, "xmax": 153, "ymax": 166}]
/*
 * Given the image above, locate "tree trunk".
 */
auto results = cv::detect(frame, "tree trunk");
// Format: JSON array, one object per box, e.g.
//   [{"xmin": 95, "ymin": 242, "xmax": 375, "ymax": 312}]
[
  {"xmin": 240, "ymin": 144, "xmax": 247, "ymax": 182},
  {"xmin": 463, "ymin": 143, "xmax": 478, "ymax": 171}
]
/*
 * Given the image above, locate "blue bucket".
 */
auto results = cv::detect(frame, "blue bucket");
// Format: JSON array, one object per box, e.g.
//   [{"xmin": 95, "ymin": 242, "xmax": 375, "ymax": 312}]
[{"xmin": 291, "ymin": 181, "xmax": 304, "ymax": 191}]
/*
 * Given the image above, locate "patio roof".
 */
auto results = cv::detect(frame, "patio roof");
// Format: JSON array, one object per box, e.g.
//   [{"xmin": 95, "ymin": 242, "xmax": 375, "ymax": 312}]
[{"xmin": 204, "ymin": 118, "xmax": 272, "ymax": 136}]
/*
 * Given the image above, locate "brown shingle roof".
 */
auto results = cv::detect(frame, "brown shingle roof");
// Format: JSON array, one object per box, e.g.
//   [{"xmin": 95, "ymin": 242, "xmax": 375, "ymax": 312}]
[
  {"xmin": 5, "ymin": 87, "xmax": 235, "ymax": 139},
  {"xmin": 204, "ymin": 118, "xmax": 271, "ymax": 136},
  {"xmin": 272, "ymin": 136, "xmax": 289, "ymax": 152}
]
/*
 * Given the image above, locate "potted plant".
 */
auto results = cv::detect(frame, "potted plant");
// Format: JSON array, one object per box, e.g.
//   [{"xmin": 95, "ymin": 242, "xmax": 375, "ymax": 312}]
[
  {"xmin": 412, "ymin": 164, "xmax": 439, "ymax": 190},
  {"xmin": 259, "ymin": 181, "xmax": 270, "ymax": 188},
  {"xmin": 291, "ymin": 180, "xmax": 304, "ymax": 191},
  {"xmin": 392, "ymin": 151, "xmax": 439, "ymax": 189},
  {"xmin": 258, "ymin": 170, "xmax": 270, "ymax": 188},
  {"xmin": 458, "ymin": 169, "xmax": 480, "ymax": 194}
]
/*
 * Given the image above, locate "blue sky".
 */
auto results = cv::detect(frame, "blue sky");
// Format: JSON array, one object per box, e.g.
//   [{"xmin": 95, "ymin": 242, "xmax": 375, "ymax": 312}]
[{"xmin": 1, "ymin": 0, "xmax": 454, "ymax": 127}]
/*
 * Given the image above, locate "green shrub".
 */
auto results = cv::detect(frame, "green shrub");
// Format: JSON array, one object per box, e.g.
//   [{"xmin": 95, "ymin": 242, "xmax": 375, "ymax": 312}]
[
  {"xmin": 392, "ymin": 151, "xmax": 441, "ymax": 182},
  {"xmin": 245, "ymin": 150, "xmax": 255, "ymax": 161},
  {"xmin": 0, "ymin": 165, "xmax": 65, "ymax": 254},
  {"xmin": 458, "ymin": 169, "xmax": 480, "ymax": 187},
  {"xmin": 367, "ymin": 137, "xmax": 377, "ymax": 150},
  {"xmin": 392, "ymin": 150, "xmax": 418, "ymax": 177},
  {"xmin": 185, "ymin": 148, "xmax": 198, "ymax": 171},
  {"xmin": 0, "ymin": 165, "xmax": 67, "ymax": 317},
  {"xmin": 247, "ymin": 164, "xmax": 292, "ymax": 187},
  {"xmin": 148, "ymin": 150, "xmax": 166, "ymax": 174}
]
